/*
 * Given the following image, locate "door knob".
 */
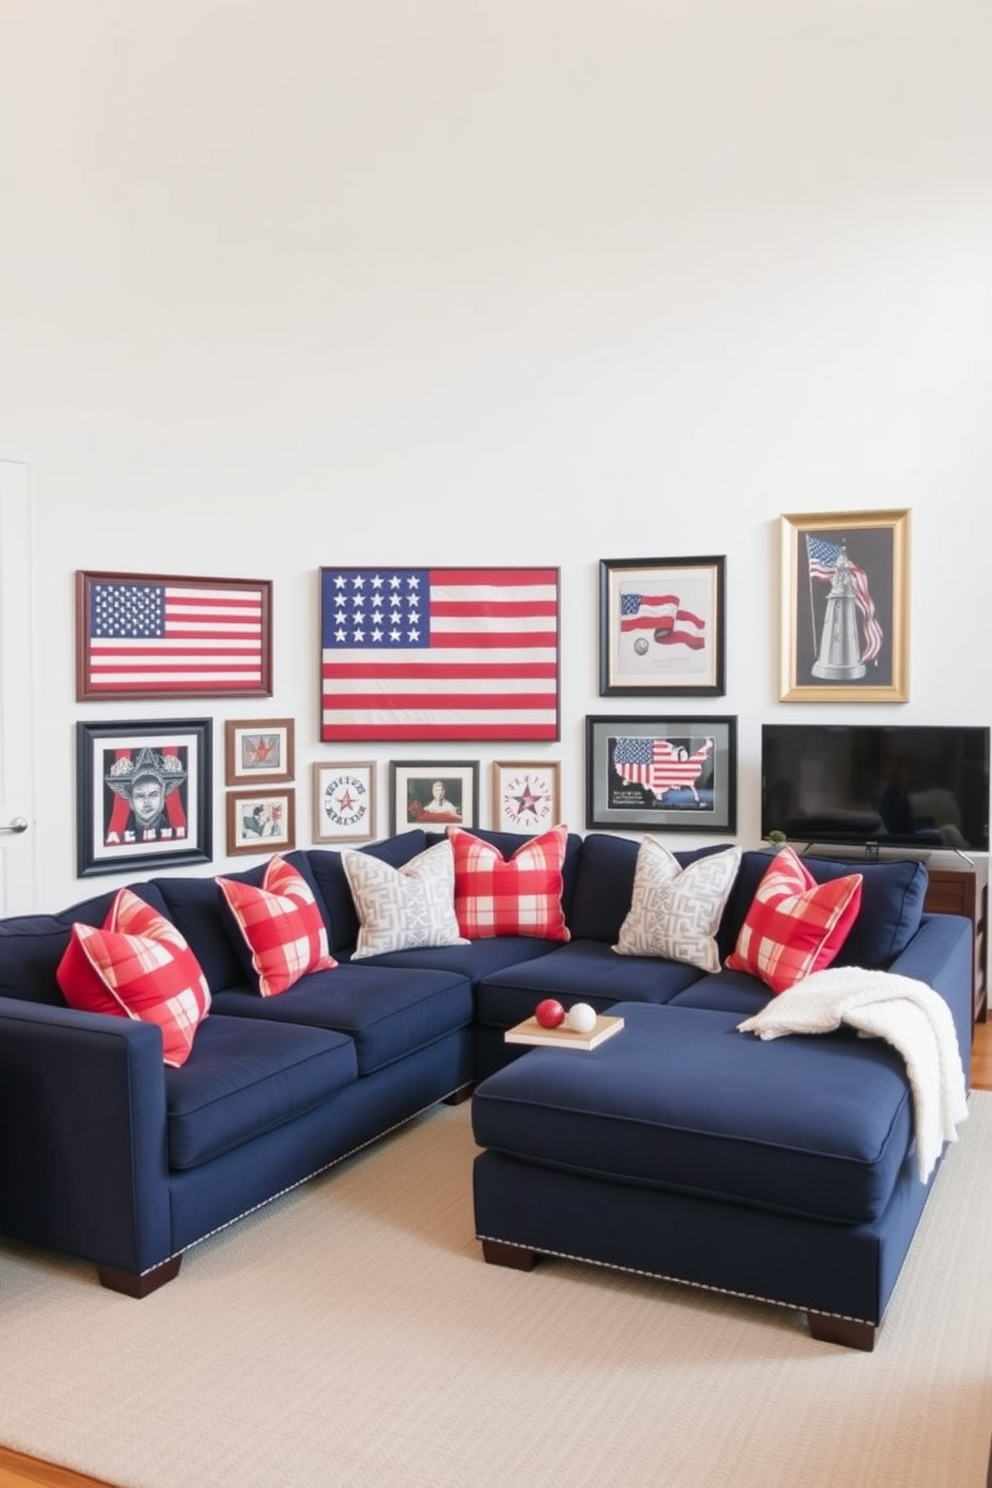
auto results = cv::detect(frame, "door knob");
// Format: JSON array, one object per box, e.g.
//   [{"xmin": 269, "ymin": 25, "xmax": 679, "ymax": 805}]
[{"xmin": 0, "ymin": 816, "xmax": 28, "ymax": 833}]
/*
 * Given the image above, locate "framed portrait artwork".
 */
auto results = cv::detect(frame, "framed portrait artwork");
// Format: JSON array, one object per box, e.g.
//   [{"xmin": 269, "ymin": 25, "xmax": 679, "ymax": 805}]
[
  {"xmin": 389, "ymin": 761, "xmax": 479, "ymax": 836},
  {"xmin": 599, "ymin": 556, "xmax": 726, "ymax": 697},
  {"xmin": 492, "ymin": 761, "xmax": 561, "ymax": 834},
  {"xmin": 312, "ymin": 761, "xmax": 376, "ymax": 844},
  {"xmin": 76, "ymin": 571, "xmax": 273, "ymax": 701},
  {"xmin": 585, "ymin": 714, "xmax": 737, "ymax": 833},
  {"xmin": 780, "ymin": 510, "xmax": 910, "ymax": 703},
  {"xmin": 76, "ymin": 717, "xmax": 212, "ymax": 876},
  {"xmin": 225, "ymin": 718, "xmax": 295, "ymax": 785},
  {"xmin": 226, "ymin": 789, "xmax": 296, "ymax": 857}
]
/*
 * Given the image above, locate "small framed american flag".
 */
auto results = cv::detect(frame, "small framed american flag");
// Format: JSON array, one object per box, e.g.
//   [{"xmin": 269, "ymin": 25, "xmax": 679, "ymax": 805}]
[{"xmin": 76, "ymin": 571, "xmax": 273, "ymax": 701}]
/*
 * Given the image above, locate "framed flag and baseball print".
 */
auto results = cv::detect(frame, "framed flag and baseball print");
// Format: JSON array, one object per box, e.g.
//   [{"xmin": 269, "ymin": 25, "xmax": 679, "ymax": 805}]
[
  {"xmin": 319, "ymin": 567, "xmax": 560, "ymax": 741},
  {"xmin": 585, "ymin": 715, "xmax": 737, "ymax": 833},
  {"xmin": 779, "ymin": 510, "xmax": 910, "ymax": 703},
  {"xmin": 599, "ymin": 556, "xmax": 726, "ymax": 697},
  {"xmin": 76, "ymin": 572, "xmax": 273, "ymax": 701}
]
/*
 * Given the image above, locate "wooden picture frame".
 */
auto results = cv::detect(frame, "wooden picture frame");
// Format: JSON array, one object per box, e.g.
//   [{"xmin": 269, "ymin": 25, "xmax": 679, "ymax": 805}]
[
  {"xmin": 312, "ymin": 761, "xmax": 376, "ymax": 843},
  {"xmin": 226, "ymin": 788, "xmax": 296, "ymax": 857},
  {"xmin": 779, "ymin": 510, "xmax": 910, "ymax": 703},
  {"xmin": 585, "ymin": 714, "xmax": 737, "ymax": 833},
  {"xmin": 389, "ymin": 761, "xmax": 479, "ymax": 836},
  {"xmin": 599, "ymin": 556, "xmax": 726, "ymax": 697},
  {"xmin": 225, "ymin": 718, "xmax": 295, "ymax": 785},
  {"xmin": 76, "ymin": 570, "xmax": 273, "ymax": 701},
  {"xmin": 76, "ymin": 717, "xmax": 212, "ymax": 876},
  {"xmin": 492, "ymin": 761, "xmax": 561, "ymax": 834}
]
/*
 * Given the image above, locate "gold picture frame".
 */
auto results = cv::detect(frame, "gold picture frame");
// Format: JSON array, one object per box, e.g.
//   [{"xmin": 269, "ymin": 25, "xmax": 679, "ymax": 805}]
[{"xmin": 780, "ymin": 509, "xmax": 910, "ymax": 703}]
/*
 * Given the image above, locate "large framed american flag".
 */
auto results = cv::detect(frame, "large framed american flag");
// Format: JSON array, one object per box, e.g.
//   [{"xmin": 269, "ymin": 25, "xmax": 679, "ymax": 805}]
[
  {"xmin": 585, "ymin": 714, "xmax": 737, "ymax": 832},
  {"xmin": 76, "ymin": 572, "xmax": 273, "ymax": 701},
  {"xmin": 319, "ymin": 567, "xmax": 560, "ymax": 742}
]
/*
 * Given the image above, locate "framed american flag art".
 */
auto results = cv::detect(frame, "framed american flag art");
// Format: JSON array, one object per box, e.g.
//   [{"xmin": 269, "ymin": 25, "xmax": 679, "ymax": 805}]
[
  {"xmin": 76, "ymin": 571, "xmax": 273, "ymax": 701},
  {"xmin": 599, "ymin": 556, "xmax": 726, "ymax": 697},
  {"xmin": 319, "ymin": 567, "xmax": 560, "ymax": 742},
  {"xmin": 585, "ymin": 714, "xmax": 737, "ymax": 833}
]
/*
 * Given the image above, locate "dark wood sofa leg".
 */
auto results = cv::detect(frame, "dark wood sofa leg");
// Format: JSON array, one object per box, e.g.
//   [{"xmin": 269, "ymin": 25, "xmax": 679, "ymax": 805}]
[
  {"xmin": 481, "ymin": 1238, "xmax": 539, "ymax": 1271},
  {"xmin": 96, "ymin": 1254, "xmax": 182, "ymax": 1297},
  {"xmin": 807, "ymin": 1311, "xmax": 876, "ymax": 1351},
  {"xmin": 444, "ymin": 1082, "xmax": 474, "ymax": 1106}
]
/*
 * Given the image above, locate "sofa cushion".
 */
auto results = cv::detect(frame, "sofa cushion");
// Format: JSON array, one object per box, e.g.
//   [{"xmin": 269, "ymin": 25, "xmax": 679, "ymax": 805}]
[
  {"xmin": 725, "ymin": 846, "xmax": 863, "ymax": 993},
  {"xmin": 613, "ymin": 840, "xmax": 741, "ymax": 972},
  {"xmin": 342, "ymin": 838, "xmax": 467, "ymax": 960},
  {"xmin": 307, "ymin": 831, "xmax": 430, "ymax": 953},
  {"xmin": 56, "ymin": 889, "xmax": 211, "ymax": 1067},
  {"xmin": 720, "ymin": 850, "xmax": 928, "ymax": 968},
  {"xmin": 336, "ymin": 935, "xmax": 560, "ymax": 982},
  {"xmin": 475, "ymin": 940, "xmax": 706, "ymax": 1031},
  {"xmin": 471, "ymin": 1001, "xmax": 914, "ymax": 1225},
  {"xmin": 211, "ymin": 963, "xmax": 474, "ymax": 1076},
  {"xmin": 666, "ymin": 968, "xmax": 777, "ymax": 1020},
  {"xmin": 164, "ymin": 1014, "xmax": 358, "ymax": 1169},
  {"xmin": 450, "ymin": 824, "xmax": 570, "ymax": 941},
  {"xmin": 152, "ymin": 876, "xmax": 248, "ymax": 993},
  {"xmin": 217, "ymin": 855, "xmax": 337, "ymax": 996},
  {"xmin": 0, "ymin": 882, "xmax": 172, "ymax": 1006},
  {"xmin": 568, "ymin": 835, "xmax": 735, "ymax": 944}
]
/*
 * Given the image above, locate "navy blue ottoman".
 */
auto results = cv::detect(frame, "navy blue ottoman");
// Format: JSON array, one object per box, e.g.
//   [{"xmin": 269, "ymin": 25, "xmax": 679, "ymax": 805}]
[{"xmin": 472, "ymin": 1001, "xmax": 937, "ymax": 1349}]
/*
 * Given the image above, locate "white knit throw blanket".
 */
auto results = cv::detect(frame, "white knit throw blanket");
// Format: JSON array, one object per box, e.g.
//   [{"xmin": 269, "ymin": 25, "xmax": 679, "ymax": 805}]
[{"xmin": 738, "ymin": 967, "xmax": 969, "ymax": 1182}]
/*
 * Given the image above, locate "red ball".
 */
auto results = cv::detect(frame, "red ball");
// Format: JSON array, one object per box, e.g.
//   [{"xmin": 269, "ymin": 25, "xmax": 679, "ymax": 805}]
[{"xmin": 535, "ymin": 998, "xmax": 566, "ymax": 1029}]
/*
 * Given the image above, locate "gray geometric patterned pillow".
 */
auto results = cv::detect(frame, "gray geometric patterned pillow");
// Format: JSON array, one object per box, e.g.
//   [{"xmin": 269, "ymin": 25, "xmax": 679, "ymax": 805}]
[
  {"xmin": 342, "ymin": 838, "xmax": 469, "ymax": 960},
  {"xmin": 613, "ymin": 839, "xmax": 742, "ymax": 972}
]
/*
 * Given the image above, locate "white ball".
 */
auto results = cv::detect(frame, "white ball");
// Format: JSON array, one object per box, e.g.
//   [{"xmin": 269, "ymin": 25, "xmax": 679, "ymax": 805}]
[{"xmin": 566, "ymin": 1002, "xmax": 597, "ymax": 1034}]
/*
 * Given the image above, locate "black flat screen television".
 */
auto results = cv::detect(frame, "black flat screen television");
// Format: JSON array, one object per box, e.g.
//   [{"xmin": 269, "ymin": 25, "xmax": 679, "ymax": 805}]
[{"xmin": 761, "ymin": 724, "xmax": 991, "ymax": 856}]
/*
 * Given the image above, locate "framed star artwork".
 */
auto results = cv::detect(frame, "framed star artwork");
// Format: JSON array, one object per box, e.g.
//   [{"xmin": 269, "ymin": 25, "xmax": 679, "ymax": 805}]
[
  {"xmin": 312, "ymin": 761, "xmax": 377, "ymax": 843},
  {"xmin": 492, "ymin": 761, "xmax": 561, "ymax": 834},
  {"xmin": 225, "ymin": 718, "xmax": 294, "ymax": 785}
]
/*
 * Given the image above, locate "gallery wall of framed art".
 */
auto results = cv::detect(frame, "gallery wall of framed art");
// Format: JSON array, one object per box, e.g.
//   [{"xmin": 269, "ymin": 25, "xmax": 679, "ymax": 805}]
[{"xmin": 64, "ymin": 521, "xmax": 923, "ymax": 886}]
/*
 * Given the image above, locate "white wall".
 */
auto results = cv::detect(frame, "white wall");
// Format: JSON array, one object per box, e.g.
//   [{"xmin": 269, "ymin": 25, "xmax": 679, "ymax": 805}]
[{"xmin": 1, "ymin": 0, "xmax": 990, "ymax": 909}]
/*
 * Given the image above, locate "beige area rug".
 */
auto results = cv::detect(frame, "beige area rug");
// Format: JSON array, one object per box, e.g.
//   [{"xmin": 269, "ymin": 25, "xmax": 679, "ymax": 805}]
[{"xmin": 3, "ymin": 1096, "xmax": 992, "ymax": 1488}]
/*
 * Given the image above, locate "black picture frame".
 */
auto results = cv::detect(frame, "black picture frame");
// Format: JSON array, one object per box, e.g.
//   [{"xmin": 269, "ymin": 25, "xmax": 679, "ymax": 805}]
[
  {"xmin": 585, "ymin": 714, "xmax": 737, "ymax": 833},
  {"xmin": 599, "ymin": 556, "xmax": 726, "ymax": 697},
  {"xmin": 76, "ymin": 718, "xmax": 213, "ymax": 876},
  {"xmin": 388, "ymin": 760, "xmax": 480, "ymax": 835}
]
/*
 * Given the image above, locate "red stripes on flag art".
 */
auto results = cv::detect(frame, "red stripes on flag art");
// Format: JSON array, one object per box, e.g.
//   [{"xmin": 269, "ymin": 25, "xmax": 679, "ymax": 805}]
[
  {"xmin": 81, "ymin": 576, "xmax": 270, "ymax": 696},
  {"xmin": 805, "ymin": 536, "xmax": 883, "ymax": 664},
  {"xmin": 320, "ymin": 567, "xmax": 560, "ymax": 741}
]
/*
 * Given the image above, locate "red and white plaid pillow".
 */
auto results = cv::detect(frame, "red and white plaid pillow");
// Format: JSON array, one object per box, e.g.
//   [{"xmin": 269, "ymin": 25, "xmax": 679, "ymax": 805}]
[
  {"xmin": 56, "ymin": 888, "xmax": 211, "ymax": 1067},
  {"xmin": 217, "ymin": 855, "xmax": 337, "ymax": 997},
  {"xmin": 725, "ymin": 845, "xmax": 862, "ymax": 993},
  {"xmin": 449, "ymin": 825, "xmax": 571, "ymax": 941}
]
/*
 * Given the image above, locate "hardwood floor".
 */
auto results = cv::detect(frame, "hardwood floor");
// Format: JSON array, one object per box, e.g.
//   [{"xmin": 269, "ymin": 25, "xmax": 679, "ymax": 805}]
[{"xmin": 3, "ymin": 1017, "xmax": 992, "ymax": 1488}]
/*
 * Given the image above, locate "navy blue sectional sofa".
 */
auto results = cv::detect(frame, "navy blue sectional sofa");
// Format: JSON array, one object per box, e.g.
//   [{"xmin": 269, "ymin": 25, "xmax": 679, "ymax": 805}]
[{"xmin": 0, "ymin": 827, "xmax": 972, "ymax": 1343}]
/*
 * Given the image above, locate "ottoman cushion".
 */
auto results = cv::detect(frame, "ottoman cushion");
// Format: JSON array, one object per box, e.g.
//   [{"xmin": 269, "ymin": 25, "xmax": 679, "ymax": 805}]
[{"xmin": 471, "ymin": 1002, "xmax": 915, "ymax": 1225}]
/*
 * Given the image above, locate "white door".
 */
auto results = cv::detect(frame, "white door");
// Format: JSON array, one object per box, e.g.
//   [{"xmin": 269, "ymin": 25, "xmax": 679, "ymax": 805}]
[{"xmin": 0, "ymin": 460, "xmax": 37, "ymax": 912}]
